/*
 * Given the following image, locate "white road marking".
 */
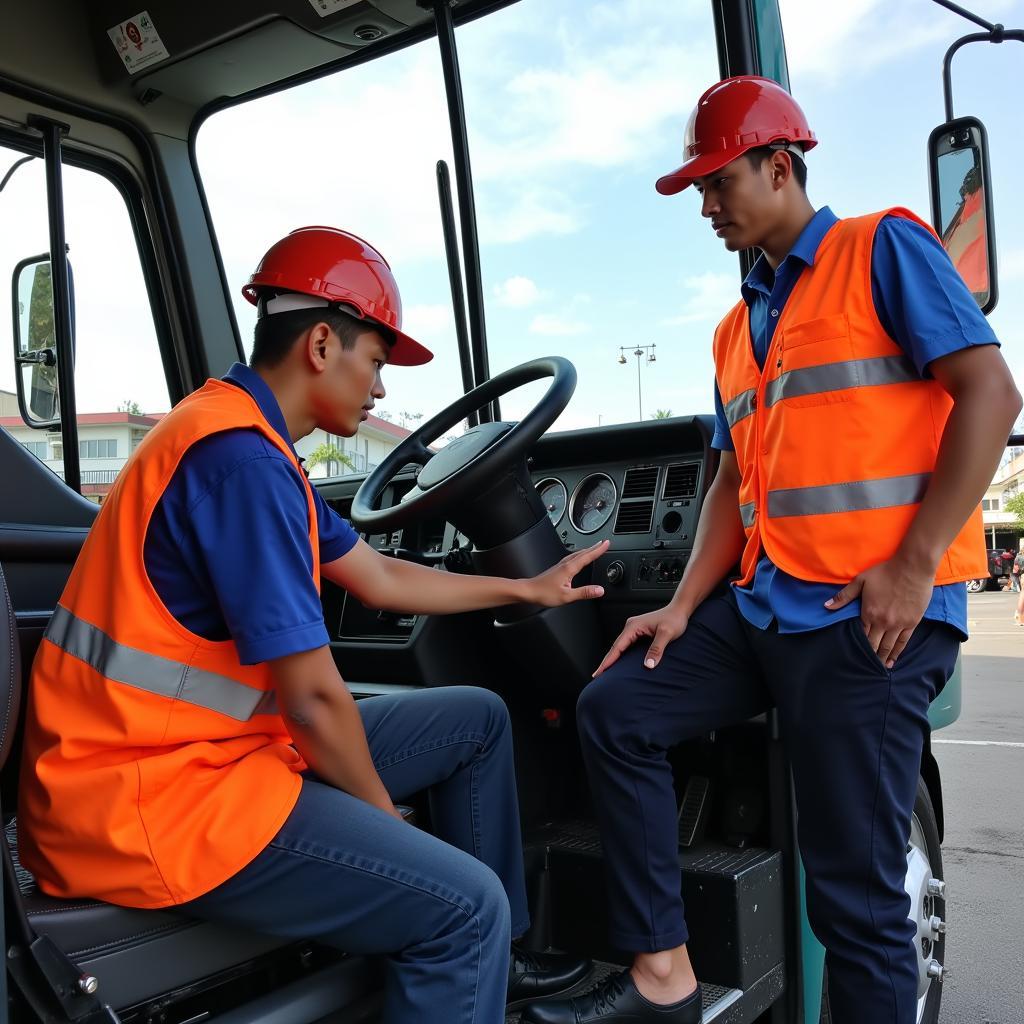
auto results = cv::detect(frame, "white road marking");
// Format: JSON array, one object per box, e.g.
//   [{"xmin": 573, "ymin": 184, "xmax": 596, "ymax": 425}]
[{"xmin": 933, "ymin": 739, "xmax": 1024, "ymax": 748}]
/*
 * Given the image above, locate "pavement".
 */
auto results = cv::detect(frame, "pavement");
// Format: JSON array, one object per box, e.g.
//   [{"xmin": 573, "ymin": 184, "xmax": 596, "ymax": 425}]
[{"xmin": 932, "ymin": 590, "xmax": 1024, "ymax": 1024}]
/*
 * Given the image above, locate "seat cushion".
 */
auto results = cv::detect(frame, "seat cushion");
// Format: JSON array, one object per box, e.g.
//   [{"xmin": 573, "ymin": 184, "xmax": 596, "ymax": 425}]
[{"xmin": 8, "ymin": 822, "xmax": 290, "ymax": 1009}]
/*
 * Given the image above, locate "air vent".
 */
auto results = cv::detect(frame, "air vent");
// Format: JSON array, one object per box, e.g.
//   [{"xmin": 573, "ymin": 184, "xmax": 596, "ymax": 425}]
[
  {"xmin": 621, "ymin": 466, "xmax": 659, "ymax": 500},
  {"xmin": 614, "ymin": 500, "xmax": 654, "ymax": 534},
  {"xmin": 663, "ymin": 463, "xmax": 699, "ymax": 500}
]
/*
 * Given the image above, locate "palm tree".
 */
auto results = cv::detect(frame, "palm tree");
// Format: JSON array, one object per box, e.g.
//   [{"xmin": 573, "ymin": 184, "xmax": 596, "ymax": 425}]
[
  {"xmin": 305, "ymin": 442, "xmax": 355, "ymax": 477},
  {"xmin": 650, "ymin": 409, "xmax": 673, "ymax": 419}
]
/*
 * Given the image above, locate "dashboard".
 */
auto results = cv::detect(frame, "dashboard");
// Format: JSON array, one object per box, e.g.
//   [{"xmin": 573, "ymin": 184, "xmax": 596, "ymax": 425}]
[{"xmin": 325, "ymin": 415, "xmax": 717, "ymax": 649}]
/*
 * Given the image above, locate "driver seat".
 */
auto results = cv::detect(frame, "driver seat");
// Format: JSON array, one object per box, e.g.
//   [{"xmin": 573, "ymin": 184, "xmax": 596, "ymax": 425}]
[{"xmin": 0, "ymin": 561, "xmax": 324, "ymax": 1014}]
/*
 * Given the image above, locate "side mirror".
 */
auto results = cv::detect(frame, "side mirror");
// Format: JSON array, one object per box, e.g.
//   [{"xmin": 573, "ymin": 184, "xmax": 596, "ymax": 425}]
[
  {"xmin": 11, "ymin": 252, "xmax": 74, "ymax": 428},
  {"xmin": 927, "ymin": 115, "xmax": 998, "ymax": 315}
]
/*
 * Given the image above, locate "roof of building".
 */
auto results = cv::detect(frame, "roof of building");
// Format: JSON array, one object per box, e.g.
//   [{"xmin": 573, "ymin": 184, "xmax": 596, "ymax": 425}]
[{"xmin": 0, "ymin": 411, "xmax": 166, "ymax": 428}]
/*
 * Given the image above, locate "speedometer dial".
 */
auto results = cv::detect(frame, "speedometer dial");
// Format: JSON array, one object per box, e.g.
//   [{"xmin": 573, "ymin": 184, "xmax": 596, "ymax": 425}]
[
  {"xmin": 536, "ymin": 478, "xmax": 567, "ymax": 526},
  {"xmin": 569, "ymin": 473, "xmax": 617, "ymax": 534}
]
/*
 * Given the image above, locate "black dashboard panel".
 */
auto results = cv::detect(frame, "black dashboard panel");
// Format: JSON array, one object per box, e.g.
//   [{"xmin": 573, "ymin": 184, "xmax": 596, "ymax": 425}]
[{"xmin": 318, "ymin": 414, "xmax": 718, "ymax": 650}]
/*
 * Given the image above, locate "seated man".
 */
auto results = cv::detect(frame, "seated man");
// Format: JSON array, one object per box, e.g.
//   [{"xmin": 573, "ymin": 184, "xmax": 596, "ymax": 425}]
[{"xmin": 19, "ymin": 226, "xmax": 602, "ymax": 1024}]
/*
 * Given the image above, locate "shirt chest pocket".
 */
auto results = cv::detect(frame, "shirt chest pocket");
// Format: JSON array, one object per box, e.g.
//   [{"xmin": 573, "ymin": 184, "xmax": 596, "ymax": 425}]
[{"xmin": 771, "ymin": 313, "xmax": 857, "ymax": 409}]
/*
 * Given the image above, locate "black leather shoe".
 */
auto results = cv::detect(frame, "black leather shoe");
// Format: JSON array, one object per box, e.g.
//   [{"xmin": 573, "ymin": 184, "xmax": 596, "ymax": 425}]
[
  {"xmin": 519, "ymin": 969, "xmax": 702, "ymax": 1023},
  {"xmin": 507, "ymin": 944, "xmax": 593, "ymax": 1010}
]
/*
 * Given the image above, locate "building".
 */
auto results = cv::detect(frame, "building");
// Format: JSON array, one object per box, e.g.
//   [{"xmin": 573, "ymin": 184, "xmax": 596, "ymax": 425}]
[
  {"xmin": 983, "ymin": 447, "xmax": 1024, "ymax": 551},
  {"xmin": 1, "ymin": 389, "xmax": 412, "ymax": 503}
]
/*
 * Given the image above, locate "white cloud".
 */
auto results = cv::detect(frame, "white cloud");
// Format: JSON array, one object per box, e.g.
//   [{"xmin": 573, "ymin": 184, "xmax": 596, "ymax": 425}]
[
  {"xmin": 404, "ymin": 304, "xmax": 452, "ymax": 336},
  {"xmin": 529, "ymin": 314, "xmax": 589, "ymax": 337},
  {"xmin": 494, "ymin": 275, "xmax": 542, "ymax": 308},
  {"xmin": 779, "ymin": 0, "xmax": 1021, "ymax": 83},
  {"xmin": 661, "ymin": 272, "xmax": 738, "ymax": 326},
  {"xmin": 479, "ymin": 188, "xmax": 581, "ymax": 244}
]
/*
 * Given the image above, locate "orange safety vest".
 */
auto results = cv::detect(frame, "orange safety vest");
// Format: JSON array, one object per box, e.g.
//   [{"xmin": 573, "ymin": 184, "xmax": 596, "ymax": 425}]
[
  {"xmin": 713, "ymin": 207, "xmax": 987, "ymax": 589},
  {"xmin": 18, "ymin": 379, "xmax": 317, "ymax": 908}
]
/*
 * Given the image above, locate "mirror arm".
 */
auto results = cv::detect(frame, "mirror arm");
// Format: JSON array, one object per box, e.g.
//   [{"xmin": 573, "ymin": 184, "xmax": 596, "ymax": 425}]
[
  {"xmin": 940, "ymin": 25, "xmax": 1024, "ymax": 121},
  {"xmin": 14, "ymin": 348, "xmax": 56, "ymax": 368},
  {"xmin": 27, "ymin": 115, "xmax": 80, "ymax": 493}
]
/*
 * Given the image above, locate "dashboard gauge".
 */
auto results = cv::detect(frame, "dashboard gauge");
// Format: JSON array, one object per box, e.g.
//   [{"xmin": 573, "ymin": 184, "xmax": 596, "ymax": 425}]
[
  {"xmin": 536, "ymin": 478, "xmax": 568, "ymax": 526},
  {"xmin": 569, "ymin": 473, "xmax": 617, "ymax": 534}
]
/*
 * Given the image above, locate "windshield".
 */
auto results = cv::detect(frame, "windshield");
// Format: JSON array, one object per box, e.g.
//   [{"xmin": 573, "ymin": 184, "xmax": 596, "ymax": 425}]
[
  {"xmin": 197, "ymin": 35, "xmax": 462, "ymax": 439},
  {"xmin": 198, "ymin": 0, "xmax": 1023, "ymax": 440},
  {"xmin": 197, "ymin": 0, "xmax": 721, "ymax": 435}
]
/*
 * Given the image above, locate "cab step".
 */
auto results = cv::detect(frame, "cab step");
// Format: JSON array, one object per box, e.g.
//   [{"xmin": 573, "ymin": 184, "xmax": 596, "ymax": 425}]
[{"xmin": 505, "ymin": 959, "xmax": 785, "ymax": 1024}]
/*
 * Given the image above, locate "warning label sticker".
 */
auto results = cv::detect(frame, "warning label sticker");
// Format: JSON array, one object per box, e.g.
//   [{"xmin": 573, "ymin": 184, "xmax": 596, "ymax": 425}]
[
  {"xmin": 306, "ymin": 0, "xmax": 364, "ymax": 18},
  {"xmin": 107, "ymin": 11, "xmax": 170, "ymax": 75}
]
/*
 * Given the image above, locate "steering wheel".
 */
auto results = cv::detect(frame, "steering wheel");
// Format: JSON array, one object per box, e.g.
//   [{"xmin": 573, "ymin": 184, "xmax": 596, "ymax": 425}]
[{"xmin": 350, "ymin": 356, "xmax": 576, "ymax": 533}]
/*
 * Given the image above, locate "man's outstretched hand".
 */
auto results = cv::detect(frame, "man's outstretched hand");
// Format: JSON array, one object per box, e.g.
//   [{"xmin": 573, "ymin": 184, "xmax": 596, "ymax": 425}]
[
  {"xmin": 523, "ymin": 539, "xmax": 609, "ymax": 607},
  {"xmin": 593, "ymin": 604, "xmax": 689, "ymax": 678}
]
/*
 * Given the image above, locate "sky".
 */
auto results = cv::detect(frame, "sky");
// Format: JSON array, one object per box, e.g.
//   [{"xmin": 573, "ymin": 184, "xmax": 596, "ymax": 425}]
[{"xmin": 2, "ymin": 0, "xmax": 1023, "ymax": 437}]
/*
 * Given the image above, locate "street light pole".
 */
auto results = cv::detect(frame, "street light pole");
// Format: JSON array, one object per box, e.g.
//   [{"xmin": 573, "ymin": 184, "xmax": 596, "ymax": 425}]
[{"xmin": 618, "ymin": 344, "xmax": 656, "ymax": 421}]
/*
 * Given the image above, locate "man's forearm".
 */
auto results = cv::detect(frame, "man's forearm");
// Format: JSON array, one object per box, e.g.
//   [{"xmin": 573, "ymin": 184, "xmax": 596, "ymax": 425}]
[
  {"xmin": 370, "ymin": 556, "xmax": 530, "ymax": 614},
  {"xmin": 667, "ymin": 471, "xmax": 747, "ymax": 616},
  {"xmin": 287, "ymin": 681, "xmax": 393, "ymax": 813},
  {"xmin": 898, "ymin": 384, "xmax": 1021, "ymax": 571}
]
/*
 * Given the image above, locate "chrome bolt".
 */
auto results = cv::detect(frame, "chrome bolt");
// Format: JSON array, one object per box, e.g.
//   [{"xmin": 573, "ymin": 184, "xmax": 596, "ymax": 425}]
[
  {"xmin": 927, "ymin": 878, "xmax": 946, "ymax": 898},
  {"xmin": 78, "ymin": 974, "xmax": 98, "ymax": 995},
  {"xmin": 926, "ymin": 960, "xmax": 946, "ymax": 982},
  {"xmin": 929, "ymin": 915, "xmax": 947, "ymax": 935}
]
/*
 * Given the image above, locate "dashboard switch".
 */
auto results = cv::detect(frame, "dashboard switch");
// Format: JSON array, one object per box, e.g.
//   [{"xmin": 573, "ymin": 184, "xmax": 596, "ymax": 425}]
[{"xmin": 605, "ymin": 560, "xmax": 625, "ymax": 586}]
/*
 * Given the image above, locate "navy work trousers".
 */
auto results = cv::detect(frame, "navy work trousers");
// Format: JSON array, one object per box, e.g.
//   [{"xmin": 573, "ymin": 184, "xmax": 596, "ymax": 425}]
[
  {"xmin": 182, "ymin": 686, "xmax": 530, "ymax": 1024},
  {"xmin": 576, "ymin": 589, "xmax": 959, "ymax": 1024}
]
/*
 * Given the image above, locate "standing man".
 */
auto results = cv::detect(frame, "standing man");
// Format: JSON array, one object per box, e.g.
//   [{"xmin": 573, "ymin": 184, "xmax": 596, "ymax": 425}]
[
  {"xmin": 521, "ymin": 77, "xmax": 1021, "ymax": 1024},
  {"xmin": 19, "ymin": 227, "xmax": 597, "ymax": 1024},
  {"xmin": 1010, "ymin": 547, "xmax": 1022, "ymax": 593}
]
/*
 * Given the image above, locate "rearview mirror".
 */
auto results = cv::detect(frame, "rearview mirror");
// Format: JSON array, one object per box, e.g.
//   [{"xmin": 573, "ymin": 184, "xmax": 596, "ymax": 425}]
[
  {"xmin": 927, "ymin": 115, "xmax": 998, "ymax": 315},
  {"xmin": 11, "ymin": 253, "xmax": 74, "ymax": 428}
]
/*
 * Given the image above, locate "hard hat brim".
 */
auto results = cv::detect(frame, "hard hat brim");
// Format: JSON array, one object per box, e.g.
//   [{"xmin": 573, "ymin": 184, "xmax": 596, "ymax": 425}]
[
  {"xmin": 387, "ymin": 326, "xmax": 434, "ymax": 367},
  {"xmin": 655, "ymin": 150, "xmax": 735, "ymax": 196}
]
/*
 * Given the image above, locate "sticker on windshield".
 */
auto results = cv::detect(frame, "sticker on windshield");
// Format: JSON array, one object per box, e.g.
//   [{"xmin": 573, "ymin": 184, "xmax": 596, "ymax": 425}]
[
  {"xmin": 107, "ymin": 12, "xmax": 169, "ymax": 75},
  {"xmin": 306, "ymin": 0, "xmax": 363, "ymax": 17}
]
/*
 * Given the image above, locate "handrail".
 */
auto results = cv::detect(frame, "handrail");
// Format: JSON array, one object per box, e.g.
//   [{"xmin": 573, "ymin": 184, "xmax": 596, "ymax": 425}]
[
  {"xmin": 431, "ymin": 0, "xmax": 498, "ymax": 422},
  {"xmin": 436, "ymin": 160, "xmax": 478, "ymax": 428}
]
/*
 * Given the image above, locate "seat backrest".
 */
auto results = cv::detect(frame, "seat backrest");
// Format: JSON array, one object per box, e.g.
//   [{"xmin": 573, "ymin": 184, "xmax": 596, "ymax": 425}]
[{"xmin": 0, "ymin": 562, "xmax": 22, "ymax": 779}]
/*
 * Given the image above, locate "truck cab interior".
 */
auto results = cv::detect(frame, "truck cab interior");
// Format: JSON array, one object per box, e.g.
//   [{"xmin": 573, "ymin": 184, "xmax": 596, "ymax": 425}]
[{"xmin": 1, "ymin": 2, "xmax": 985, "ymax": 1022}]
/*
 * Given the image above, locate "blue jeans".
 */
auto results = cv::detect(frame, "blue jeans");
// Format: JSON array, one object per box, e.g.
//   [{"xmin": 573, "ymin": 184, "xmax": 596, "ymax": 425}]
[
  {"xmin": 577, "ymin": 589, "xmax": 960, "ymax": 1024},
  {"xmin": 182, "ymin": 686, "xmax": 530, "ymax": 1024}
]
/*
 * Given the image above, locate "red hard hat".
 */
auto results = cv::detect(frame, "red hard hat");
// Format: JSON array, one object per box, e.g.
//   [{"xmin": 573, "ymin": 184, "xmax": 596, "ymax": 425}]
[
  {"xmin": 656, "ymin": 76, "xmax": 817, "ymax": 196},
  {"xmin": 242, "ymin": 226, "xmax": 433, "ymax": 366}
]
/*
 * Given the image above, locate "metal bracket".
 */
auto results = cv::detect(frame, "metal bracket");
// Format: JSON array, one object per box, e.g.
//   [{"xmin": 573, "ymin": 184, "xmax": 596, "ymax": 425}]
[{"xmin": 6, "ymin": 937, "xmax": 119, "ymax": 1023}]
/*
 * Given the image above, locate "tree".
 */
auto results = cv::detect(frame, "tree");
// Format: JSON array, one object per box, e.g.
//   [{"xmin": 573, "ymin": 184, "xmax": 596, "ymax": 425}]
[
  {"xmin": 118, "ymin": 399, "xmax": 141, "ymax": 415},
  {"xmin": 1005, "ymin": 493, "xmax": 1024, "ymax": 530},
  {"xmin": 650, "ymin": 409, "xmax": 673, "ymax": 419},
  {"xmin": 305, "ymin": 442, "xmax": 354, "ymax": 477}
]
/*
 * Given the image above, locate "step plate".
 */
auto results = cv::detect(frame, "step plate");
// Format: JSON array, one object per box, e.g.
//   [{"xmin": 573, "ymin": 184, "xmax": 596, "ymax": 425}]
[{"xmin": 506, "ymin": 961, "xmax": 737, "ymax": 1024}]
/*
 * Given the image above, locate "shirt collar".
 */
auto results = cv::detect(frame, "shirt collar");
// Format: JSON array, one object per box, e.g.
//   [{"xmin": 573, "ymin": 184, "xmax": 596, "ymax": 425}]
[
  {"xmin": 741, "ymin": 206, "xmax": 838, "ymax": 304},
  {"xmin": 223, "ymin": 362, "xmax": 297, "ymax": 456}
]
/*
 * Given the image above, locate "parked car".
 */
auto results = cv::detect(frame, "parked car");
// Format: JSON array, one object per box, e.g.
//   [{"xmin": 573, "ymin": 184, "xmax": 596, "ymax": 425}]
[{"xmin": 967, "ymin": 548, "xmax": 1015, "ymax": 592}]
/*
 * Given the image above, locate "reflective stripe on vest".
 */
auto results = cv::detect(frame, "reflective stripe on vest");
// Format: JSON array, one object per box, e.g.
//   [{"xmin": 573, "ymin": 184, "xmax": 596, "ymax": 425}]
[
  {"xmin": 724, "ymin": 355, "xmax": 917, "ymax": 428},
  {"xmin": 724, "ymin": 388, "xmax": 757, "ymax": 428},
  {"xmin": 767, "ymin": 472, "xmax": 931, "ymax": 519},
  {"xmin": 46, "ymin": 605, "xmax": 279, "ymax": 721},
  {"xmin": 739, "ymin": 501, "xmax": 756, "ymax": 529},
  {"xmin": 764, "ymin": 354, "xmax": 918, "ymax": 408}
]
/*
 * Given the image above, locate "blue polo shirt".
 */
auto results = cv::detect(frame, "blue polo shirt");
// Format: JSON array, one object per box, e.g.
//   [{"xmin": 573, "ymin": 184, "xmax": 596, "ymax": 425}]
[
  {"xmin": 143, "ymin": 363, "xmax": 359, "ymax": 664},
  {"xmin": 710, "ymin": 207, "xmax": 1000, "ymax": 639}
]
